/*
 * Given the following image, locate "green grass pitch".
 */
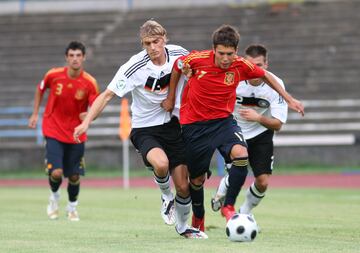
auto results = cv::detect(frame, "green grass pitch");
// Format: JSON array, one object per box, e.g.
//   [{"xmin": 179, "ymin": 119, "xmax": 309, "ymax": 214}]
[{"xmin": 0, "ymin": 187, "xmax": 359, "ymax": 253}]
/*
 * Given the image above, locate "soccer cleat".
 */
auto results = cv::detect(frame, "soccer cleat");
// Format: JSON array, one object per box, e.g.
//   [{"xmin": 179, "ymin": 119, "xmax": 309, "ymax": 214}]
[
  {"xmin": 221, "ymin": 205, "xmax": 236, "ymax": 221},
  {"xmin": 66, "ymin": 203, "xmax": 80, "ymax": 221},
  {"xmin": 176, "ymin": 225, "xmax": 208, "ymax": 239},
  {"xmin": 67, "ymin": 210, "xmax": 80, "ymax": 221},
  {"xmin": 161, "ymin": 197, "xmax": 176, "ymax": 225},
  {"xmin": 191, "ymin": 214, "xmax": 205, "ymax": 232},
  {"xmin": 211, "ymin": 194, "xmax": 225, "ymax": 212},
  {"xmin": 47, "ymin": 196, "xmax": 59, "ymax": 220}
]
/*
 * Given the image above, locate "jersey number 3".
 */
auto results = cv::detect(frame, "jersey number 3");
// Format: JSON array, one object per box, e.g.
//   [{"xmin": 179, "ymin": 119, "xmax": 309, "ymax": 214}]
[{"xmin": 55, "ymin": 83, "xmax": 63, "ymax": 95}]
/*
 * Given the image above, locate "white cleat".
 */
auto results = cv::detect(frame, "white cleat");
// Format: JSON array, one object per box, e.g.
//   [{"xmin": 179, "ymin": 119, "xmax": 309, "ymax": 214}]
[
  {"xmin": 211, "ymin": 194, "xmax": 225, "ymax": 212},
  {"xmin": 47, "ymin": 197, "xmax": 59, "ymax": 220},
  {"xmin": 176, "ymin": 226, "xmax": 208, "ymax": 239},
  {"xmin": 161, "ymin": 197, "xmax": 176, "ymax": 225},
  {"xmin": 66, "ymin": 202, "xmax": 80, "ymax": 221},
  {"xmin": 67, "ymin": 210, "xmax": 80, "ymax": 221}
]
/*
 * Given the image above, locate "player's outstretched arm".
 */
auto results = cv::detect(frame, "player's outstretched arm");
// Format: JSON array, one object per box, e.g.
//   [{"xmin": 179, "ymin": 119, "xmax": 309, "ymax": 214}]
[
  {"xmin": 161, "ymin": 68, "xmax": 182, "ymax": 112},
  {"xmin": 28, "ymin": 88, "xmax": 44, "ymax": 129},
  {"xmin": 73, "ymin": 88, "xmax": 115, "ymax": 142},
  {"xmin": 262, "ymin": 71, "xmax": 304, "ymax": 116}
]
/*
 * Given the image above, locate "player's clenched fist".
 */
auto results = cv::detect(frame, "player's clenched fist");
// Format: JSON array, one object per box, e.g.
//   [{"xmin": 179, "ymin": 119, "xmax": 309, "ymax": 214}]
[{"xmin": 28, "ymin": 114, "xmax": 38, "ymax": 129}]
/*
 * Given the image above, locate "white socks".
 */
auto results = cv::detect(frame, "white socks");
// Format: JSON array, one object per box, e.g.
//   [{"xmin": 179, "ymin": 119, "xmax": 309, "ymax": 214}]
[
  {"xmin": 175, "ymin": 194, "xmax": 192, "ymax": 233},
  {"xmin": 216, "ymin": 174, "xmax": 229, "ymax": 197},
  {"xmin": 67, "ymin": 201, "xmax": 78, "ymax": 212},
  {"xmin": 154, "ymin": 172, "xmax": 173, "ymax": 201},
  {"xmin": 50, "ymin": 190, "xmax": 60, "ymax": 201},
  {"xmin": 239, "ymin": 182, "xmax": 265, "ymax": 214}
]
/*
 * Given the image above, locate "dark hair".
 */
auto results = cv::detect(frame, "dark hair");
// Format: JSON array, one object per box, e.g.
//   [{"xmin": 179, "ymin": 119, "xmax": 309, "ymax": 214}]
[
  {"xmin": 65, "ymin": 41, "xmax": 86, "ymax": 55},
  {"xmin": 245, "ymin": 44, "xmax": 267, "ymax": 60},
  {"xmin": 212, "ymin": 24, "xmax": 240, "ymax": 49}
]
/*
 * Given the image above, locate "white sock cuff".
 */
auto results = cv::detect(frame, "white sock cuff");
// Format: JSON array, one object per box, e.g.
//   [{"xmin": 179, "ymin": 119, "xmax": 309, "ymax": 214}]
[
  {"xmin": 224, "ymin": 174, "xmax": 229, "ymax": 187},
  {"xmin": 249, "ymin": 182, "xmax": 265, "ymax": 198},
  {"xmin": 175, "ymin": 194, "xmax": 191, "ymax": 206},
  {"xmin": 154, "ymin": 171, "xmax": 170, "ymax": 184},
  {"xmin": 51, "ymin": 191, "xmax": 60, "ymax": 199},
  {"xmin": 68, "ymin": 201, "xmax": 78, "ymax": 207}
]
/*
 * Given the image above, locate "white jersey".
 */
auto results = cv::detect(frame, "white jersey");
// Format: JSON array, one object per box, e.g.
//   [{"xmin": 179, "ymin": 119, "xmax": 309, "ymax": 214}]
[
  {"xmin": 107, "ymin": 44, "xmax": 188, "ymax": 128},
  {"xmin": 234, "ymin": 71, "xmax": 288, "ymax": 139},
  {"xmin": 172, "ymin": 74, "xmax": 187, "ymax": 118}
]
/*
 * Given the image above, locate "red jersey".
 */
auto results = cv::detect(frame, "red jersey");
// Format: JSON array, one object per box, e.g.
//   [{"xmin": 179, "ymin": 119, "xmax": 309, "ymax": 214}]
[
  {"xmin": 174, "ymin": 50, "xmax": 265, "ymax": 124},
  {"xmin": 38, "ymin": 67, "xmax": 99, "ymax": 143}
]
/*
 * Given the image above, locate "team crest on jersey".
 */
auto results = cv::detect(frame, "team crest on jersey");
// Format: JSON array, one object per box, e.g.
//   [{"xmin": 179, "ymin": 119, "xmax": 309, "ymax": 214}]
[
  {"xmin": 116, "ymin": 79, "xmax": 126, "ymax": 90},
  {"xmin": 75, "ymin": 89, "xmax": 86, "ymax": 100},
  {"xmin": 177, "ymin": 59, "xmax": 184, "ymax": 69},
  {"xmin": 224, "ymin": 72, "xmax": 235, "ymax": 85}
]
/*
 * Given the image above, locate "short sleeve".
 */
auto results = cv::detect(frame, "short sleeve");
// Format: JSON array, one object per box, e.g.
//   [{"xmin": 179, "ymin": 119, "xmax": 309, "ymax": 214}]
[
  {"xmin": 37, "ymin": 70, "xmax": 52, "ymax": 93},
  {"xmin": 173, "ymin": 55, "xmax": 188, "ymax": 73},
  {"xmin": 269, "ymin": 76, "xmax": 288, "ymax": 123},
  {"xmin": 107, "ymin": 63, "xmax": 139, "ymax": 98},
  {"xmin": 239, "ymin": 58, "xmax": 266, "ymax": 80},
  {"xmin": 88, "ymin": 81, "xmax": 100, "ymax": 105}
]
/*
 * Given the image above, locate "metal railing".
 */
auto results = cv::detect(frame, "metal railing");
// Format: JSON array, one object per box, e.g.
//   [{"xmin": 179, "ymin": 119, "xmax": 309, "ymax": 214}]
[
  {"xmin": 0, "ymin": 106, "xmax": 43, "ymax": 144},
  {"xmin": 0, "ymin": 104, "xmax": 125, "ymax": 145}
]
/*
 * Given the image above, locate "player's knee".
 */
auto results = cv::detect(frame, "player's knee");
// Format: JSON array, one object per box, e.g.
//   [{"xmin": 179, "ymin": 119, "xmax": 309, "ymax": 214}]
[
  {"xmin": 152, "ymin": 159, "xmax": 169, "ymax": 176},
  {"xmin": 51, "ymin": 169, "xmax": 63, "ymax": 180},
  {"xmin": 175, "ymin": 181, "xmax": 189, "ymax": 197},
  {"xmin": 189, "ymin": 175, "xmax": 205, "ymax": 190},
  {"xmin": 255, "ymin": 177, "xmax": 269, "ymax": 192},
  {"xmin": 69, "ymin": 174, "xmax": 80, "ymax": 184},
  {"xmin": 230, "ymin": 145, "xmax": 248, "ymax": 159}
]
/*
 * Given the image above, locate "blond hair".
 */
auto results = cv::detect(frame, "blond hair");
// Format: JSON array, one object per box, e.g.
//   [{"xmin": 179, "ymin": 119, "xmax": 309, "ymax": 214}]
[{"xmin": 139, "ymin": 20, "xmax": 168, "ymax": 42}]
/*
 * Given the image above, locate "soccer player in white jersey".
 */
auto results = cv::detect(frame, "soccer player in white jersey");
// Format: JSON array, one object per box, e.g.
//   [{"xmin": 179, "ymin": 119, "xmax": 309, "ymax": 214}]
[
  {"xmin": 211, "ymin": 44, "xmax": 288, "ymax": 221},
  {"xmin": 73, "ymin": 20, "xmax": 207, "ymax": 239}
]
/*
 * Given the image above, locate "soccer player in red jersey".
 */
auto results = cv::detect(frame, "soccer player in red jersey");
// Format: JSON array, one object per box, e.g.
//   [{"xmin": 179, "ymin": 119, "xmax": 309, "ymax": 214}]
[
  {"xmin": 28, "ymin": 41, "xmax": 99, "ymax": 221},
  {"xmin": 162, "ymin": 25, "xmax": 304, "ymax": 231}
]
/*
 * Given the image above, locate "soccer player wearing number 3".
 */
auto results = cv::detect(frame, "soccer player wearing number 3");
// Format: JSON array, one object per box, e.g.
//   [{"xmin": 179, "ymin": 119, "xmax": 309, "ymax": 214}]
[
  {"xmin": 28, "ymin": 41, "xmax": 100, "ymax": 221},
  {"xmin": 211, "ymin": 44, "xmax": 289, "ymax": 223},
  {"xmin": 73, "ymin": 20, "xmax": 207, "ymax": 239},
  {"xmin": 162, "ymin": 25, "xmax": 304, "ymax": 231}
]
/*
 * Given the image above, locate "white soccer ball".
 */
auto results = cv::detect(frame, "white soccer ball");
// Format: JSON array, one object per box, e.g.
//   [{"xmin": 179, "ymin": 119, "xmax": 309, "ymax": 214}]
[{"xmin": 226, "ymin": 213, "xmax": 258, "ymax": 242}]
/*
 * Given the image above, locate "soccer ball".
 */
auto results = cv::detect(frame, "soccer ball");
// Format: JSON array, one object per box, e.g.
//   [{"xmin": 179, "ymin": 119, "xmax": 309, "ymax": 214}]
[{"xmin": 226, "ymin": 213, "xmax": 258, "ymax": 242}]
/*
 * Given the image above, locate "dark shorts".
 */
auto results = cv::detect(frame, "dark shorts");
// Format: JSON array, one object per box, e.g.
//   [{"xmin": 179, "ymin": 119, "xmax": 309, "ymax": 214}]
[
  {"xmin": 247, "ymin": 129, "xmax": 274, "ymax": 177},
  {"xmin": 182, "ymin": 116, "xmax": 247, "ymax": 179},
  {"xmin": 130, "ymin": 116, "xmax": 186, "ymax": 171},
  {"xmin": 45, "ymin": 137, "xmax": 85, "ymax": 178}
]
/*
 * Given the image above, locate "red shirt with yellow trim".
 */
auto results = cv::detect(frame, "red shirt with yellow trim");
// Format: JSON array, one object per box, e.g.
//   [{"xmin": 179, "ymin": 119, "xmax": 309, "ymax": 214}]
[
  {"xmin": 38, "ymin": 67, "xmax": 99, "ymax": 143},
  {"xmin": 174, "ymin": 50, "xmax": 265, "ymax": 124}
]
